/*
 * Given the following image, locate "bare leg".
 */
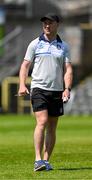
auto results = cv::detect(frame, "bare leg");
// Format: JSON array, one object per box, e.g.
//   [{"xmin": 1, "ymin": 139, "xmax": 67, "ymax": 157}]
[
  {"xmin": 34, "ymin": 110, "xmax": 48, "ymax": 161},
  {"xmin": 43, "ymin": 116, "xmax": 58, "ymax": 161}
]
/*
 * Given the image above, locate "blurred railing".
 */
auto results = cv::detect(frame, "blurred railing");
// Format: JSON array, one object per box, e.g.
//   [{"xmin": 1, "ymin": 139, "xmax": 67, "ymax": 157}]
[
  {"xmin": 1, "ymin": 76, "xmax": 32, "ymax": 114},
  {"xmin": 0, "ymin": 26, "xmax": 23, "ymax": 82}
]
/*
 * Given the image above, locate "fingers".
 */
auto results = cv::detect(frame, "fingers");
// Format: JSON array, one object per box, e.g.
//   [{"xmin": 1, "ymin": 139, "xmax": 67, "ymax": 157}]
[
  {"xmin": 62, "ymin": 90, "xmax": 70, "ymax": 103},
  {"xmin": 63, "ymin": 96, "xmax": 69, "ymax": 103},
  {"xmin": 15, "ymin": 89, "xmax": 30, "ymax": 97},
  {"xmin": 26, "ymin": 89, "xmax": 30, "ymax": 94}
]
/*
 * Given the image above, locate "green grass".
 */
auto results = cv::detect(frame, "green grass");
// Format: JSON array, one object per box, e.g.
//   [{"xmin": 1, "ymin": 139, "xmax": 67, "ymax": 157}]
[{"xmin": 0, "ymin": 115, "xmax": 92, "ymax": 180}]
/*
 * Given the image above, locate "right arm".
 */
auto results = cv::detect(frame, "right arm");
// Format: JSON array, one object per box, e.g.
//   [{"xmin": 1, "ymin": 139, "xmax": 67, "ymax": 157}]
[
  {"xmin": 18, "ymin": 60, "xmax": 31, "ymax": 96},
  {"xmin": 18, "ymin": 38, "xmax": 39, "ymax": 96}
]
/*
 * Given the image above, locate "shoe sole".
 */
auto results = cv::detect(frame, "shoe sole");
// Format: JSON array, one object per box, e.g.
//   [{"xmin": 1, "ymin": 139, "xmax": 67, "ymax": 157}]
[{"xmin": 34, "ymin": 164, "xmax": 46, "ymax": 171}]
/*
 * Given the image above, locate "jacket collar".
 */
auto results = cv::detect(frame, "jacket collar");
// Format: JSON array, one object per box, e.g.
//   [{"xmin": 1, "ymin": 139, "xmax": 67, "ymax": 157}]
[{"xmin": 39, "ymin": 33, "xmax": 62, "ymax": 43}]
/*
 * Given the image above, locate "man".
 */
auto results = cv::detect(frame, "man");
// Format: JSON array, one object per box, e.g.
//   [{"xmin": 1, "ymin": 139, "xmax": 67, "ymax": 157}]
[{"xmin": 18, "ymin": 13, "xmax": 73, "ymax": 171}]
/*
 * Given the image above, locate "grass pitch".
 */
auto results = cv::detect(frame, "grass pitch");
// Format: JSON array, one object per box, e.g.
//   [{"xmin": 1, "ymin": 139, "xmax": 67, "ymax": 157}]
[{"xmin": 0, "ymin": 115, "xmax": 92, "ymax": 180}]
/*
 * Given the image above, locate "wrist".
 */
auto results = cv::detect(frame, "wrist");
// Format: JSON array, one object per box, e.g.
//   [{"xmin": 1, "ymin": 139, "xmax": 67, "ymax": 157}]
[{"xmin": 65, "ymin": 87, "xmax": 71, "ymax": 92}]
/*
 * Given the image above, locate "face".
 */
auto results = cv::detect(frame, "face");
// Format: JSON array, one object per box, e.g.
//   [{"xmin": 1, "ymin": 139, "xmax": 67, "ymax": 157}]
[{"xmin": 42, "ymin": 19, "xmax": 59, "ymax": 36}]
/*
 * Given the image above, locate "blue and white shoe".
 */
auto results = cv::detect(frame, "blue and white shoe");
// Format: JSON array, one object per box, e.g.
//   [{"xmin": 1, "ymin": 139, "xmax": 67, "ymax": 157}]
[
  {"xmin": 34, "ymin": 160, "xmax": 46, "ymax": 171},
  {"xmin": 44, "ymin": 160, "xmax": 53, "ymax": 171}
]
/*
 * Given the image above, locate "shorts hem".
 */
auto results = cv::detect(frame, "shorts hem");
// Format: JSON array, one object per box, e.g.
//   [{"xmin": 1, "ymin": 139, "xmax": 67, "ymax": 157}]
[{"xmin": 33, "ymin": 107, "xmax": 47, "ymax": 112}]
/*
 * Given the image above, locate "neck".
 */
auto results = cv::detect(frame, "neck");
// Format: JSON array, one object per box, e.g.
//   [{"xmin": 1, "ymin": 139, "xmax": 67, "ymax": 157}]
[{"xmin": 44, "ymin": 33, "xmax": 57, "ymax": 42}]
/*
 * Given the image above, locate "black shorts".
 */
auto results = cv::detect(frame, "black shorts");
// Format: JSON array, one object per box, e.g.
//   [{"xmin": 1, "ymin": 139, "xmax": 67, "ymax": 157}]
[{"xmin": 31, "ymin": 88, "xmax": 64, "ymax": 117}]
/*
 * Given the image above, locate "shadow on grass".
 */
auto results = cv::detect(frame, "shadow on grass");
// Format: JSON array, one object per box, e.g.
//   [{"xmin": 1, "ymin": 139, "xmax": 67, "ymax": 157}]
[{"xmin": 58, "ymin": 167, "xmax": 92, "ymax": 171}]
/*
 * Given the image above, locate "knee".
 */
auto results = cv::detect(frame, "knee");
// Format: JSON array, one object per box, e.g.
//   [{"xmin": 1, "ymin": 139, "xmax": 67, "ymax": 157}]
[
  {"xmin": 37, "ymin": 117, "xmax": 48, "ymax": 130},
  {"xmin": 35, "ymin": 110, "xmax": 48, "ymax": 129}
]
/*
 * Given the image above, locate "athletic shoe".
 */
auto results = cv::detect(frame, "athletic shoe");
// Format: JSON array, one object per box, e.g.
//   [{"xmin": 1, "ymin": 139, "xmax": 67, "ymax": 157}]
[
  {"xmin": 34, "ymin": 160, "xmax": 46, "ymax": 171},
  {"xmin": 44, "ymin": 160, "xmax": 53, "ymax": 171}
]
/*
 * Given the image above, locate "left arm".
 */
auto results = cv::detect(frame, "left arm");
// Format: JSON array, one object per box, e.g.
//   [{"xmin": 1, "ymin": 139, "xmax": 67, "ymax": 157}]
[{"xmin": 62, "ymin": 62, "xmax": 73, "ymax": 101}]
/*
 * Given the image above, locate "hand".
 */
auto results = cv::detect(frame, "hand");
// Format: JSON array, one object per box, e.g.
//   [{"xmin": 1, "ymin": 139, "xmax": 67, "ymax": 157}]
[
  {"xmin": 62, "ymin": 89, "xmax": 70, "ymax": 103},
  {"xmin": 18, "ymin": 86, "xmax": 30, "ymax": 96}
]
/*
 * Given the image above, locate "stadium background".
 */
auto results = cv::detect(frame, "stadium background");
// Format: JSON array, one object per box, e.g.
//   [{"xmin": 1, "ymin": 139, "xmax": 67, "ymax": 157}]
[{"xmin": 0, "ymin": 0, "xmax": 92, "ymax": 114}]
